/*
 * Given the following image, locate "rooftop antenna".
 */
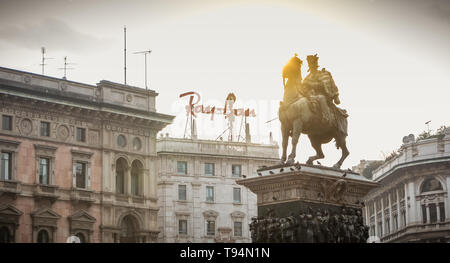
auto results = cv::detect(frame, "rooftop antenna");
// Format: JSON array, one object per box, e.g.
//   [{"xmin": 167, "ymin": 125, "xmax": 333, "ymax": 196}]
[
  {"xmin": 425, "ymin": 120, "xmax": 431, "ymax": 134},
  {"xmin": 57, "ymin": 56, "xmax": 76, "ymax": 79},
  {"xmin": 133, "ymin": 50, "xmax": 152, "ymax": 90},
  {"xmin": 124, "ymin": 26, "xmax": 127, "ymax": 85},
  {"xmin": 40, "ymin": 47, "xmax": 54, "ymax": 75},
  {"xmin": 183, "ymin": 105, "xmax": 197, "ymax": 139}
]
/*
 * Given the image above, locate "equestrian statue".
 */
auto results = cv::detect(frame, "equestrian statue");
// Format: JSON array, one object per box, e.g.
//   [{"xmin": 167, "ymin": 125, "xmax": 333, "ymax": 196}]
[{"xmin": 278, "ymin": 53, "xmax": 349, "ymax": 168}]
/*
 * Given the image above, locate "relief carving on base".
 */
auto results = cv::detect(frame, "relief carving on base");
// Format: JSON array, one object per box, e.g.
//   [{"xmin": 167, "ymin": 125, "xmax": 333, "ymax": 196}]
[{"xmin": 318, "ymin": 179, "xmax": 348, "ymax": 203}]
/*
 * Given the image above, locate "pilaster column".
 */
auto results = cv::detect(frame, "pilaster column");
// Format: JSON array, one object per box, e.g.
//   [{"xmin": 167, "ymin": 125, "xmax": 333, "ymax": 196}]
[
  {"xmin": 396, "ymin": 188, "xmax": 401, "ymax": 228},
  {"xmin": 436, "ymin": 203, "xmax": 441, "ymax": 223},
  {"xmin": 407, "ymin": 181, "xmax": 416, "ymax": 225},
  {"xmin": 374, "ymin": 203, "xmax": 378, "ymax": 237},
  {"xmin": 404, "ymin": 183, "xmax": 409, "ymax": 226},
  {"xmin": 388, "ymin": 192, "xmax": 392, "ymax": 233},
  {"xmin": 126, "ymin": 166, "xmax": 131, "ymax": 195},
  {"xmin": 381, "ymin": 197, "xmax": 385, "ymax": 236}
]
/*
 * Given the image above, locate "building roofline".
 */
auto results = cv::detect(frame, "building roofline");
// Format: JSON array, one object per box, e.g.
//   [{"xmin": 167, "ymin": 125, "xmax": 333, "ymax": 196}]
[
  {"xmin": 374, "ymin": 156, "xmax": 450, "ymax": 182},
  {"xmin": 0, "ymin": 77, "xmax": 174, "ymax": 123}
]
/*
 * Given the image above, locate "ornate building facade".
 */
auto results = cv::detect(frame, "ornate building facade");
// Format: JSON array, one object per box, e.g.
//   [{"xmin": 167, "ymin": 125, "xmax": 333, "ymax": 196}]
[
  {"xmin": 0, "ymin": 67, "xmax": 173, "ymax": 243},
  {"xmin": 363, "ymin": 129, "xmax": 450, "ymax": 242},
  {"xmin": 156, "ymin": 136, "xmax": 279, "ymax": 243}
]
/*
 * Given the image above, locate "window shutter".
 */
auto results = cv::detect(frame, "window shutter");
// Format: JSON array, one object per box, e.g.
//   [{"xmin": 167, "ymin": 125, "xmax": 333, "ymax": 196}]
[
  {"xmin": 72, "ymin": 163, "xmax": 77, "ymax": 187},
  {"xmin": 87, "ymin": 165, "xmax": 91, "ymax": 189}
]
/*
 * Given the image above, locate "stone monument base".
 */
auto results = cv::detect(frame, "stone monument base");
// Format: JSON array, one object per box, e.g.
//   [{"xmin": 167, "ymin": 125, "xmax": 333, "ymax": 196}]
[{"xmin": 237, "ymin": 163, "xmax": 379, "ymax": 243}]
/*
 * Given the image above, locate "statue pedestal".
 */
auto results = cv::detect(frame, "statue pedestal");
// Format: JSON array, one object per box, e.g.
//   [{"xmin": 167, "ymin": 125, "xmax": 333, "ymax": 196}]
[{"xmin": 237, "ymin": 163, "xmax": 379, "ymax": 242}]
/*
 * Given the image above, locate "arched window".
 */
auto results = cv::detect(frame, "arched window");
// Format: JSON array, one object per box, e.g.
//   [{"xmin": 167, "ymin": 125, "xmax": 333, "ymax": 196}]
[
  {"xmin": 421, "ymin": 178, "xmax": 443, "ymax": 193},
  {"xmin": 37, "ymin": 229, "xmax": 50, "ymax": 243},
  {"xmin": 76, "ymin": 232, "xmax": 86, "ymax": 243},
  {"xmin": 0, "ymin": 227, "xmax": 10, "ymax": 243},
  {"xmin": 131, "ymin": 160, "xmax": 143, "ymax": 196},
  {"xmin": 116, "ymin": 158, "xmax": 127, "ymax": 194},
  {"xmin": 120, "ymin": 215, "xmax": 138, "ymax": 243}
]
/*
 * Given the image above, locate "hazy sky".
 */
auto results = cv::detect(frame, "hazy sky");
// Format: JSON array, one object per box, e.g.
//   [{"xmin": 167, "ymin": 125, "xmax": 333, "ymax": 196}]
[{"xmin": 0, "ymin": 0, "xmax": 449, "ymax": 168}]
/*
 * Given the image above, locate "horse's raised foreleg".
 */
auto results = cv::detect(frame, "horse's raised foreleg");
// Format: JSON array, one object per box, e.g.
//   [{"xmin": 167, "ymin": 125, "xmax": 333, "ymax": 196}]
[
  {"xmin": 280, "ymin": 123, "xmax": 289, "ymax": 164},
  {"xmin": 287, "ymin": 119, "xmax": 301, "ymax": 165},
  {"xmin": 333, "ymin": 134, "xmax": 349, "ymax": 169},
  {"xmin": 306, "ymin": 135, "xmax": 325, "ymax": 165}
]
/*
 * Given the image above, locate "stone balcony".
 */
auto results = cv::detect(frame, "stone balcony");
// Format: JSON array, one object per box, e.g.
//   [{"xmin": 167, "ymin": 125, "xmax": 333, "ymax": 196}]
[
  {"xmin": 33, "ymin": 184, "xmax": 59, "ymax": 202},
  {"xmin": 381, "ymin": 220, "xmax": 450, "ymax": 242},
  {"xmin": 70, "ymin": 188, "xmax": 96, "ymax": 205},
  {"xmin": 0, "ymin": 179, "xmax": 22, "ymax": 197}
]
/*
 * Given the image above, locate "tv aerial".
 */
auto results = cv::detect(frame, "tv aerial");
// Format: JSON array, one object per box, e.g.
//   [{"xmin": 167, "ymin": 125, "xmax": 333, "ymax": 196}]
[
  {"xmin": 133, "ymin": 49, "xmax": 152, "ymax": 90},
  {"xmin": 40, "ymin": 47, "xmax": 54, "ymax": 75},
  {"xmin": 58, "ymin": 56, "xmax": 76, "ymax": 79}
]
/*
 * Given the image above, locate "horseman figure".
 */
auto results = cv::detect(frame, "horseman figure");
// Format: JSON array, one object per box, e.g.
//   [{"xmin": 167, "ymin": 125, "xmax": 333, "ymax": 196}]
[{"xmin": 278, "ymin": 53, "xmax": 349, "ymax": 168}]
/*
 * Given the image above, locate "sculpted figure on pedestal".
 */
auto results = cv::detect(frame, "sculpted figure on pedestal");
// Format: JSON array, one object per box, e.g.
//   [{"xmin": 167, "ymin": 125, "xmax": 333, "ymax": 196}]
[{"xmin": 278, "ymin": 53, "xmax": 349, "ymax": 168}]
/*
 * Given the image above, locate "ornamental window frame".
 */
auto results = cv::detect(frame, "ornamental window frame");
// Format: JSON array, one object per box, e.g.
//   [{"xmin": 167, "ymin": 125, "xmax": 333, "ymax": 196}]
[
  {"xmin": 71, "ymin": 150, "xmax": 93, "ymax": 190},
  {"xmin": 68, "ymin": 210, "xmax": 96, "ymax": 243},
  {"xmin": 31, "ymin": 208, "xmax": 61, "ymax": 243},
  {"xmin": 34, "ymin": 144, "xmax": 57, "ymax": 185},
  {"xmin": 1, "ymin": 114, "xmax": 12, "ymax": 131},
  {"xmin": 175, "ymin": 212, "xmax": 191, "ymax": 238},
  {"xmin": 0, "ymin": 139, "xmax": 20, "ymax": 182},
  {"xmin": 204, "ymin": 163, "xmax": 215, "ymax": 176},
  {"xmin": 230, "ymin": 211, "xmax": 245, "ymax": 238},
  {"xmin": 232, "ymin": 164, "xmax": 242, "ymax": 178},
  {"xmin": 233, "ymin": 187, "xmax": 242, "ymax": 204},
  {"xmin": 178, "ymin": 184, "xmax": 187, "ymax": 201},
  {"xmin": 203, "ymin": 210, "xmax": 218, "ymax": 237}
]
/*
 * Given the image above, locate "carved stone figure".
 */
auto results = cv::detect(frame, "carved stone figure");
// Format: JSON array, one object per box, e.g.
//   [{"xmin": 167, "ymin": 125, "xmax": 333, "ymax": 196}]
[
  {"xmin": 320, "ymin": 209, "xmax": 332, "ymax": 243},
  {"xmin": 278, "ymin": 53, "xmax": 349, "ymax": 168},
  {"xmin": 249, "ymin": 217, "xmax": 258, "ymax": 242},
  {"xmin": 252, "ymin": 206, "xmax": 369, "ymax": 243},
  {"xmin": 297, "ymin": 213, "xmax": 307, "ymax": 243},
  {"xmin": 305, "ymin": 207, "xmax": 315, "ymax": 243}
]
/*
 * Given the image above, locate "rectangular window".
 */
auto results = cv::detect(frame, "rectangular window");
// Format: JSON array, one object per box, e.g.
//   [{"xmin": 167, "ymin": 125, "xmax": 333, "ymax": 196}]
[
  {"xmin": 233, "ymin": 188, "xmax": 241, "ymax": 203},
  {"xmin": 232, "ymin": 164, "xmax": 241, "ymax": 177},
  {"xmin": 39, "ymin": 158, "xmax": 50, "ymax": 185},
  {"xmin": 40, "ymin": 122, "xmax": 50, "ymax": 137},
  {"xmin": 234, "ymin": 222, "xmax": 242, "ymax": 237},
  {"xmin": 2, "ymin": 115, "xmax": 12, "ymax": 131},
  {"xmin": 393, "ymin": 215, "xmax": 398, "ymax": 231},
  {"xmin": 177, "ymin": 161, "xmax": 187, "ymax": 174},
  {"xmin": 402, "ymin": 211, "xmax": 406, "ymax": 227},
  {"xmin": 376, "ymin": 199, "xmax": 381, "ymax": 212},
  {"xmin": 204, "ymin": 163, "xmax": 215, "ymax": 176},
  {"xmin": 206, "ymin": 220, "xmax": 215, "ymax": 236},
  {"xmin": 179, "ymin": 220, "xmax": 187, "ymax": 235},
  {"xmin": 369, "ymin": 203, "xmax": 374, "ymax": 216},
  {"xmin": 377, "ymin": 222, "xmax": 382, "ymax": 237},
  {"xmin": 429, "ymin": 203, "xmax": 437, "ymax": 223},
  {"xmin": 439, "ymin": 202, "xmax": 445, "ymax": 222},
  {"xmin": 178, "ymin": 185, "xmax": 187, "ymax": 201},
  {"xmin": 206, "ymin": 186, "xmax": 214, "ymax": 202},
  {"xmin": 422, "ymin": 205, "xmax": 427, "ymax": 223},
  {"xmin": 76, "ymin": 127, "xmax": 86, "ymax": 142},
  {"xmin": 385, "ymin": 219, "xmax": 390, "ymax": 235},
  {"xmin": 0, "ymin": 152, "xmax": 11, "ymax": 180},
  {"xmin": 75, "ymin": 162, "xmax": 86, "ymax": 189}
]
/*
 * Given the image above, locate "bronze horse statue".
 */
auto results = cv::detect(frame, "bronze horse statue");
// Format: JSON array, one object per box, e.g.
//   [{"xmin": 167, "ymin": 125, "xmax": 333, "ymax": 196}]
[{"xmin": 279, "ymin": 54, "xmax": 349, "ymax": 169}]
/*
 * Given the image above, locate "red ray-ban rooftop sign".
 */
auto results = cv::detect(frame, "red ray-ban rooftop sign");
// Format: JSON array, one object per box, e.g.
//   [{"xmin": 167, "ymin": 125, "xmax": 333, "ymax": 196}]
[{"xmin": 179, "ymin": 91, "xmax": 256, "ymax": 120}]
